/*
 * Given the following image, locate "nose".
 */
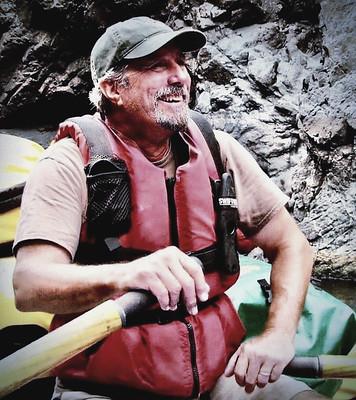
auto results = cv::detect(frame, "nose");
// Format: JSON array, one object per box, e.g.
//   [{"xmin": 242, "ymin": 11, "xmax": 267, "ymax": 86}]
[{"xmin": 167, "ymin": 62, "xmax": 190, "ymax": 86}]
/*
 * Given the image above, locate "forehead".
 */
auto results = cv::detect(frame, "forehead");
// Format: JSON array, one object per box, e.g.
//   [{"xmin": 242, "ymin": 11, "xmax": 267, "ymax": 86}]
[{"xmin": 130, "ymin": 44, "xmax": 187, "ymax": 65}]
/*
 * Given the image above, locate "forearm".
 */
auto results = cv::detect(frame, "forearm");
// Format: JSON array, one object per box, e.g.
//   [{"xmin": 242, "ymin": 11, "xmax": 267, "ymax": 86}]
[
  {"xmin": 13, "ymin": 263, "xmax": 127, "ymax": 314},
  {"xmin": 251, "ymin": 208, "xmax": 314, "ymax": 339},
  {"xmin": 13, "ymin": 243, "xmax": 209, "ymax": 316},
  {"xmin": 225, "ymin": 211, "xmax": 314, "ymax": 389},
  {"xmin": 265, "ymin": 237, "xmax": 313, "ymax": 338}
]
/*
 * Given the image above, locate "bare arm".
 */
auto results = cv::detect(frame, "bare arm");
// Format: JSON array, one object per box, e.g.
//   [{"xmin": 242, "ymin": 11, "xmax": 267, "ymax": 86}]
[
  {"xmin": 14, "ymin": 242, "xmax": 123, "ymax": 314},
  {"xmin": 225, "ymin": 207, "xmax": 313, "ymax": 391},
  {"xmin": 13, "ymin": 242, "xmax": 209, "ymax": 315},
  {"xmin": 255, "ymin": 207, "xmax": 313, "ymax": 337}
]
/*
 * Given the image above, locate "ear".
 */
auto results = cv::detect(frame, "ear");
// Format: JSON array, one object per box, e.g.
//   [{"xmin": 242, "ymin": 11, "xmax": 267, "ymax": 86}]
[{"xmin": 99, "ymin": 80, "xmax": 123, "ymax": 106}]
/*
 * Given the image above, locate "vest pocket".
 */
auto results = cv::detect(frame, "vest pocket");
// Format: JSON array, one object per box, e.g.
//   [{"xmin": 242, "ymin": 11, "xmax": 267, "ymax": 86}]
[{"xmin": 86, "ymin": 158, "xmax": 130, "ymax": 236}]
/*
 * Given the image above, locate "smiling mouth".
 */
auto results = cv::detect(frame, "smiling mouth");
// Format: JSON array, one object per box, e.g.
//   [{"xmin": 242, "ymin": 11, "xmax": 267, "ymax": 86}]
[
  {"xmin": 156, "ymin": 87, "xmax": 188, "ymax": 104},
  {"xmin": 158, "ymin": 94, "xmax": 185, "ymax": 103}
]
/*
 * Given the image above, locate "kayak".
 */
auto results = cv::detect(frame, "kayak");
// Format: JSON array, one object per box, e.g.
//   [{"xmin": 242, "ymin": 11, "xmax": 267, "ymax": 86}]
[
  {"xmin": 0, "ymin": 134, "xmax": 44, "ymax": 251},
  {"xmin": 0, "ymin": 133, "xmax": 355, "ymax": 399}
]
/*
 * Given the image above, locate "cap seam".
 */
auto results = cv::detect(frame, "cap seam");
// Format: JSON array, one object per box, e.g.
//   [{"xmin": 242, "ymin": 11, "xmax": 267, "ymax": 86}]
[{"xmin": 120, "ymin": 29, "xmax": 171, "ymax": 59}]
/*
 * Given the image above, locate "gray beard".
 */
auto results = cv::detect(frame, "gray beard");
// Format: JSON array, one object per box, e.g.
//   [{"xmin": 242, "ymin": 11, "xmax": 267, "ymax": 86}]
[{"xmin": 153, "ymin": 105, "xmax": 189, "ymax": 134}]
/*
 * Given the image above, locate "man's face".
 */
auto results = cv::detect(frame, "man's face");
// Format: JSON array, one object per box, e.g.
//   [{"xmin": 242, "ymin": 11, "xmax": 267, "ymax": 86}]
[{"xmin": 118, "ymin": 45, "xmax": 192, "ymax": 134}]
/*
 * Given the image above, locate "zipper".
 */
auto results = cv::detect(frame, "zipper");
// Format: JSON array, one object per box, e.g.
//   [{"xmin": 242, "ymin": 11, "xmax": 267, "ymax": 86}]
[
  {"xmin": 165, "ymin": 177, "xmax": 179, "ymax": 246},
  {"xmin": 166, "ymin": 162, "xmax": 200, "ymax": 397},
  {"xmin": 182, "ymin": 318, "xmax": 200, "ymax": 398}
]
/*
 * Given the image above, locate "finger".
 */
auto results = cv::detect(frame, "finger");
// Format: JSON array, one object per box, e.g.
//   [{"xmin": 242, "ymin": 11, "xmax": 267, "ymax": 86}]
[
  {"xmin": 224, "ymin": 348, "xmax": 240, "ymax": 377},
  {"xmin": 179, "ymin": 253, "xmax": 209, "ymax": 302},
  {"xmin": 270, "ymin": 362, "xmax": 285, "ymax": 383},
  {"xmin": 244, "ymin": 355, "xmax": 260, "ymax": 393},
  {"xmin": 234, "ymin": 350, "xmax": 249, "ymax": 386},
  {"xmin": 256, "ymin": 362, "xmax": 274, "ymax": 388},
  {"xmin": 167, "ymin": 257, "xmax": 199, "ymax": 315},
  {"xmin": 156, "ymin": 269, "xmax": 182, "ymax": 310},
  {"xmin": 179, "ymin": 271, "xmax": 198, "ymax": 315},
  {"xmin": 147, "ymin": 278, "xmax": 170, "ymax": 311}
]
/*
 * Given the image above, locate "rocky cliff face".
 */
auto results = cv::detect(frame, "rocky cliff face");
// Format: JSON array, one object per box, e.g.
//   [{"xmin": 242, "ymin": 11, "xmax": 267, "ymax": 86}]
[{"xmin": 0, "ymin": 0, "xmax": 355, "ymax": 278}]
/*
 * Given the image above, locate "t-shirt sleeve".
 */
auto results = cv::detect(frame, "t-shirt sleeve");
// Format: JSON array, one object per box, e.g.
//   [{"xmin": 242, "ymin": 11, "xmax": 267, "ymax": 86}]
[
  {"xmin": 13, "ymin": 138, "xmax": 87, "ymax": 260},
  {"xmin": 214, "ymin": 130, "xmax": 289, "ymax": 236}
]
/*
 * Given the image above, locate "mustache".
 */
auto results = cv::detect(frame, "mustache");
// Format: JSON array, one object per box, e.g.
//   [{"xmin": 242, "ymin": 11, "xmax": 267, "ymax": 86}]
[{"xmin": 154, "ymin": 86, "xmax": 189, "ymax": 101}]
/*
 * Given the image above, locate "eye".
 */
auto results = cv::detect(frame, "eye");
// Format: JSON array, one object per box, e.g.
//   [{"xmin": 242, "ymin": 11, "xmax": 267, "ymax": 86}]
[
  {"xmin": 132, "ymin": 60, "xmax": 164, "ymax": 71},
  {"xmin": 178, "ymin": 61, "xmax": 189, "ymax": 71},
  {"xmin": 150, "ymin": 61, "xmax": 166, "ymax": 71},
  {"xmin": 179, "ymin": 55, "xmax": 196, "ymax": 72}
]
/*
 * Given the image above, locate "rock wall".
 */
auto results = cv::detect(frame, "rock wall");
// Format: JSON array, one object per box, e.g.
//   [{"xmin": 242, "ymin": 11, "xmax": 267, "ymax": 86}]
[{"xmin": 0, "ymin": 0, "xmax": 355, "ymax": 278}]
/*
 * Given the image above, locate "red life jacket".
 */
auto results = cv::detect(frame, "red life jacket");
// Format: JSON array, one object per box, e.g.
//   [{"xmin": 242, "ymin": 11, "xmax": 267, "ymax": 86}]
[{"xmin": 51, "ymin": 114, "xmax": 245, "ymax": 398}]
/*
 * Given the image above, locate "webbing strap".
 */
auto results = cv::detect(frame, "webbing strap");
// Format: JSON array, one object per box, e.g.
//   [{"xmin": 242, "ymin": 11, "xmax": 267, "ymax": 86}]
[
  {"xmin": 67, "ymin": 116, "xmax": 112, "ymax": 159},
  {"xmin": 68, "ymin": 112, "xmax": 224, "ymax": 176},
  {"xmin": 189, "ymin": 110, "xmax": 225, "ymax": 177}
]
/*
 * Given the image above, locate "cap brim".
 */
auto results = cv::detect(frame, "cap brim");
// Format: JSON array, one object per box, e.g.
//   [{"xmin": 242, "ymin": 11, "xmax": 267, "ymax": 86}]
[{"xmin": 123, "ymin": 29, "xmax": 206, "ymax": 60}]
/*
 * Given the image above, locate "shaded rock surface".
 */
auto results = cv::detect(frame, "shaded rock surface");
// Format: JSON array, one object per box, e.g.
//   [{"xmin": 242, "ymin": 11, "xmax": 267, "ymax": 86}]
[{"xmin": 0, "ymin": 0, "xmax": 355, "ymax": 279}]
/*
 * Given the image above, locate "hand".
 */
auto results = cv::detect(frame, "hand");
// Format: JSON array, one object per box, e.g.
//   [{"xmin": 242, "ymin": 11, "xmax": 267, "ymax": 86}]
[
  {"xmin": 124, "ymin": 246, "xmax": 210, "ymax": 315},
  {"xmin": 224, "ymin": 329, "xmax": 295, "ymax": 393}
]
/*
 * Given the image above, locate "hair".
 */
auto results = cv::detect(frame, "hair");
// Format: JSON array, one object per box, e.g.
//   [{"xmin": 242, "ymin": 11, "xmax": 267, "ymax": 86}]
[
  {"xmin": 88, "ymin": 53, "xmax": 199, "ymax": 116},
  {"xmin": 89, "ymin": 64, "xmax": 129, "ymax": 117}
]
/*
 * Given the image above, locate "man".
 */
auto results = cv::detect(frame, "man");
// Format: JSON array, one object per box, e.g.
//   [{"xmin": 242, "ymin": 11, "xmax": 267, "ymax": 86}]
[{"xmin": 13, "ymin": 16, "xmax": 327, "ymax": 400}]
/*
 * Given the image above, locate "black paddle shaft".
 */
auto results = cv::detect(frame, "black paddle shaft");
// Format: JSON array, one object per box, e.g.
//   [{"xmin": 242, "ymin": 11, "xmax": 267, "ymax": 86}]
[{"xmin": 115, "ymin": 256, "xmax": 204, "ymax": 327}]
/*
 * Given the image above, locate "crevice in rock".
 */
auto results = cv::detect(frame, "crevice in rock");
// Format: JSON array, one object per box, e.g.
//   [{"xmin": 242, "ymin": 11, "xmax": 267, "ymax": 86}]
[{"xmin": 278, "ymin": 0, "xmax": 321, "ymax": 24}]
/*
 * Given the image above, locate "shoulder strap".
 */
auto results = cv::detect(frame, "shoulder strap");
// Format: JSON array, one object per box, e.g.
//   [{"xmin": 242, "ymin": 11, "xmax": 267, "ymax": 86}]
[
  {"xmin": 189, "ymin": 110, "xmax": 224, "ymax": 177},
  {"xmin": 67, "ymin": 116, "xmax": 112, "ymax": 159},
  {"xmin": 68, "ymin": 113, "xmax": 225, "ymax": 176}
]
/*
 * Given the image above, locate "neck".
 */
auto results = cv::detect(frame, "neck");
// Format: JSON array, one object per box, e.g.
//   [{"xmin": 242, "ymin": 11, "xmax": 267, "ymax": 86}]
[
  {"xmin": 143, "ymin": 138, "xmax": 172, "ymax": 164},
  {"xmin": 105, "ymin": 113, "xmax": 173, "ymax": 158}
]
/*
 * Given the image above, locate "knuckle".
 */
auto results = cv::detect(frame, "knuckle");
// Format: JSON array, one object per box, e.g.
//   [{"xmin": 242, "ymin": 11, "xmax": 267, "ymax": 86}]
[
  {"xmin": 255, "ymin": 354, "xmax": 265, "ymax": 364},
  {"xmin": 170, "ymin": 286, "xmax": 181, "ymax": 298},
  {"xmin": 257, "ymin": 375, "xmax": 269, "ymax": 384},
  {"xmin": 188, "ymin": 261, "xmax": 203, "ymax": 276},
  {"xmin": 159, "ymin": 246, "xmax": 180, "ymax": 263},
  {"xmin": 166, "ymin": 245, "xmax": 179, "ymax": 255},
  {"xmin": 188, "ymin": 258, "xmax": 200, "ymax": 270},
  {"xmin": 156, "ymin": 250, "xmax": 168, "ymax": 263},
  {"xmin": 239, "ymin": 348, "xmax": 250, "ymax": 359},
  {"xmin": 137, "ymin": 269, "xmax": 152, "ymax": 281},
  {"xmin": 191, "ymin": 271, "xmax": 205, "ymax": 286},
  {"xmin": 186, "ymin": 301, "xmax": 197, "ymax": 309},
  {"xmin": 182, "ymin": 276, "xmax": 195, "ymax": 291},
  {"xmin": 157, "ymin": 291, "xmax": 169, "ymax": 305}
]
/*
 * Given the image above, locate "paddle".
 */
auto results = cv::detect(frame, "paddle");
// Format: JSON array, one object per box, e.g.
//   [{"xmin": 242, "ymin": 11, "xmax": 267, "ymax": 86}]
[
  {"xmin": 0, "ymin": 289, "xmax": 355, "ymax": 398},
  {"xmin": 0, "ymin": 290, "xmax": 155, "ymax": 398},
  {"xmin": 285, "ymin": 354, "xmax": 356, "ymax": 379}
]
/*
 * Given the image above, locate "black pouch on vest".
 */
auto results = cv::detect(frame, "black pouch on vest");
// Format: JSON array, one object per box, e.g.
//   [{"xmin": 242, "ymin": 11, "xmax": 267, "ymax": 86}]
[{"xmin": 86, "ymin": 157, "xmax": 131, "ymax": 237}]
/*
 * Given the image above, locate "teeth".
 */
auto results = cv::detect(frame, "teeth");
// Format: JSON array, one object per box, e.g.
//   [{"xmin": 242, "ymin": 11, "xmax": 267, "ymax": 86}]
[
  {"xmin": 160, "ymin": 95, "xmax": 182, "ymax": 103},
  {"xmin": 156, "ymin": 87, "xmax": 186, "ymax": 103}
]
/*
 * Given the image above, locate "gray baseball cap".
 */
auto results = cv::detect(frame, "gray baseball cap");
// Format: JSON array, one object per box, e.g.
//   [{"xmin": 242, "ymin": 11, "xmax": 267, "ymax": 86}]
[{"xmin": 90, "ymin": 16, "xmax": 206, "ymax": 83}]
